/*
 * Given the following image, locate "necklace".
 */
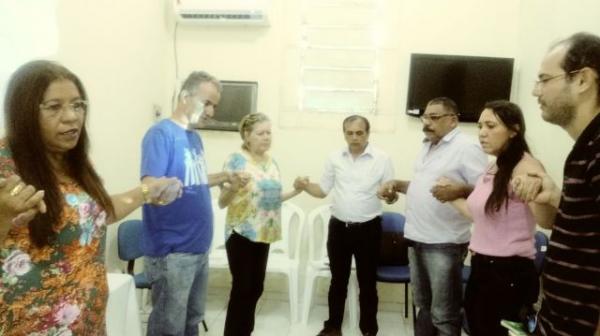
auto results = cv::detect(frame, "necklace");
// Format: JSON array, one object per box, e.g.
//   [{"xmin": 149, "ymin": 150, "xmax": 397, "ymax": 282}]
[{"xmin": 244, "ymin": 150, "xmax": 270, "ymax": 172}]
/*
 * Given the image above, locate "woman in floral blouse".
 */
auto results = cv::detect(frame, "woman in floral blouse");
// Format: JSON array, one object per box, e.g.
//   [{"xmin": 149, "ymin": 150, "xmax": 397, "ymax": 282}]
[
  {"xmin": 0, "ymin": 60, "xmax": 181, "ymax": 335},
  {"xmin": 218, "ymin": 113, "xmax": 304, "ymax": 336}
]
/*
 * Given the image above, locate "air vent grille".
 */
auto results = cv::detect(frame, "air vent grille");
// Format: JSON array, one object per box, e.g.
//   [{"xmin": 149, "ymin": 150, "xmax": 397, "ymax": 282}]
[{"xmin": 181, "ymin": 13, "xmax": 264, "ymax": 20}]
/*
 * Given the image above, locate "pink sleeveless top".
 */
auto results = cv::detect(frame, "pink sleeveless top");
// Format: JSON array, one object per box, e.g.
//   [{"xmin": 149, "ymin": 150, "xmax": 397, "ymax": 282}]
[{"xmin": 466, "ymin": 165, "xmax": 536, "ymax": 259}]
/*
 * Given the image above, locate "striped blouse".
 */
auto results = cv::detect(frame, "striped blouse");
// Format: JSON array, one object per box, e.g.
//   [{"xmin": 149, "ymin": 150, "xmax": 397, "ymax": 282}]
[{"xmin": 538, "ymin": 114, "xmax": 600, "ymax": 336}]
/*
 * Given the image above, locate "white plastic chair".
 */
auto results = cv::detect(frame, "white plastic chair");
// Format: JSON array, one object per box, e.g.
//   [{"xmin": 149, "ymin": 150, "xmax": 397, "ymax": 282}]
[
  {"xmin": 211, "ymin": 199, "xmax": 305, "ymax": 323},
  {"xmin": 266, "ymin": 201, "xmax": 305, "ymax": 323},
  {"xmin": 301, "ymin": 204, "xmax": 358, "ymax": 328}
]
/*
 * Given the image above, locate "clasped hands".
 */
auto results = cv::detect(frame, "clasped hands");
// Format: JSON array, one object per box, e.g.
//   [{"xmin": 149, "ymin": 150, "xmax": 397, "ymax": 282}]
[
  {"xmin": 293, "ymin": 176, "xmax": 309, "ymax": 191},
  {"xmin": 430, "ymin": 172, "xmax": 558, "ymax": 205},
  {"xmin": 143, "ymin": 176, "xmax": 184, "ymax": 206},
  {"xmin": 430, "ymin": 176, "xmax": 467, "ymax": 203},
  {"xmin": 0, "ymin": 175, "xmax": 46, "ymax": 227},
  {"xmin": 223, "ymin": 171, "xmax": 251, "ymax": 192},
  {"xmin": 510, "ymin": 172, "xmax": 558, "ymax": 205},
  {"xmin": 375, "ymin": 177, "xmax": 468, "ymax": 205},
  {"xmin": 377, "ymin": 181, "xmax": 399, "ymax": 204}
]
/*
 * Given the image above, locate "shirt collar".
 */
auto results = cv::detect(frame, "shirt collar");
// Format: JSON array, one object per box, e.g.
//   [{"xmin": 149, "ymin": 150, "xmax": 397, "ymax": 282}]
[
  {"xmin": 573, "ymin": 112, "xmax": 600, "ymax": 151},
  {"xmin": 422, "ymin": 127, "xmax": 460, "ymax": 144},
  {"xmin": 342, "ymin": 143, "xmax": 373, "ymax": 158}
]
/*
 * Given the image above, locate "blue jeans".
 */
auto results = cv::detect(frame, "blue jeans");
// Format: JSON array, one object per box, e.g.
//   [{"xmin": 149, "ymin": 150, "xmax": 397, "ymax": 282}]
[
  {"xmin": 145, "ymin": 252, "xmax": 209, "ymax": 336},
  {"xmin": 409, "ymin": 243, "xmax": 467, "ymax": 336}
]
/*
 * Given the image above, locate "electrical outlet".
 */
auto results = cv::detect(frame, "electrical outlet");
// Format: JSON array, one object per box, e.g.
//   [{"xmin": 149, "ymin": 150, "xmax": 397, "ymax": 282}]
[{"xmin": 152, "ymin": 104, "xmax": 162, "ymax": 120}]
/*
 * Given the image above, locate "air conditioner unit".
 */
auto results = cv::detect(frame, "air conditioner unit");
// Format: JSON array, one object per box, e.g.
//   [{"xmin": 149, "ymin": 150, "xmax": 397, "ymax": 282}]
[{"xmin": 174, "ymin": 0, "xmax": 269, "ymax": 26}]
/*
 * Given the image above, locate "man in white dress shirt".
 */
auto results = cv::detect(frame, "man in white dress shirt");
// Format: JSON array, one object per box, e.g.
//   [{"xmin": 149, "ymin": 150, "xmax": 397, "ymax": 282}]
[
  {"xmin": 379, "ymin": 97, "xmax": 487, "ymax": 336},
  {"xmin": 301, "ymin": 115, "xmax": 395, "ymax": 336}
]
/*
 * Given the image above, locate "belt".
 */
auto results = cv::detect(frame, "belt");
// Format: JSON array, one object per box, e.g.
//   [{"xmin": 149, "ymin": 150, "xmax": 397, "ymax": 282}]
[
  {"xmin": 409, "ymin": 240, "xmax": 469, "ymax": 249},
  {"xmin": 471, "ymin": 252, "xmax": 533, "ymax": 266},
  {"xmin": 331, "ymin": 216, "xmax": 380, "ymax": 228}
]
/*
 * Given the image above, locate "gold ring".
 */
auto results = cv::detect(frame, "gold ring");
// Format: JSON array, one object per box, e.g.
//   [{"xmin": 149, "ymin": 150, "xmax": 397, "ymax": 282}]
[
  {"xmin": 157, "ymin": 200, "xmax": 166, "ymax": 205},
  {"xmin": 9, "ymin": 183, "xmax": 24, "ymax": 197}
]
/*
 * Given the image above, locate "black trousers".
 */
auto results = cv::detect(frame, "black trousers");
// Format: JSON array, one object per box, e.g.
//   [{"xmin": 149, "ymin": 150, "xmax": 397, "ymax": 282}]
[
  {"xmin": 224, "ymin": 231, "xmax": 270, "ymax": 336},
  {"xmin": 324, "ymin": 216, "xmax": 382, "ymax": 334},
  {"xmin": 465, "ymin": 253, "xmax": 539, "ymax": 336}
]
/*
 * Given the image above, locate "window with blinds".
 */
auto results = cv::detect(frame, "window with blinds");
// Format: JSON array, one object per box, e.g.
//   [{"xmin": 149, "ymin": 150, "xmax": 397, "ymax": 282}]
[{"xmin": 299, "ymin": 0, "xmax": 380, "ymax": 115}]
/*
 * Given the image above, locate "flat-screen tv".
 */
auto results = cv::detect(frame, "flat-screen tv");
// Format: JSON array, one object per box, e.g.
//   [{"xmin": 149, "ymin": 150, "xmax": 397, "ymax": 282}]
[
  {"xmin": 406, "ymin": 53, "xmax": 514, "ymax": 122},
  {"xmin": 194, "ymin": 80, "xmax": 258, "ymax": 131}
]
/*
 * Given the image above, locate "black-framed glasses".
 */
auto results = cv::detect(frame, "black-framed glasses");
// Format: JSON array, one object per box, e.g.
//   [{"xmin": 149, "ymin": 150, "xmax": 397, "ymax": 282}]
[
  {"xmin": 39, "ymin": 100, "xmax": 88, "ymax": 116},
  {"xmin": 420, "ymin": 113, "xmax": 455, "ymax": 122},
  {"xmin": 534, "ymin": 69, "xmax": 582, "ymax": 88}
]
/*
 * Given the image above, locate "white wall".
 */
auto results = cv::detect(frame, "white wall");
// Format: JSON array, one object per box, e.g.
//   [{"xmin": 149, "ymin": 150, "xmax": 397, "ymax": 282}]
[
  {"xmin": 0, "ymin": 0, "xmax": 60, "ymax": 135},
  {"xmin": 516, "ymin": 0, "xmax": 600, "ymax": 184},
  {"xmin": 53, "ymin": 0, "xmax": 170, "ymax": 270}
]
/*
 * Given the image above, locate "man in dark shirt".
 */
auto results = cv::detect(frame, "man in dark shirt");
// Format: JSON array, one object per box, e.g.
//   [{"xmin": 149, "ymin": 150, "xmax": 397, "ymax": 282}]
[{"xmin": 515, "ymin": 32, "xmax": 600, "ymax": 336}]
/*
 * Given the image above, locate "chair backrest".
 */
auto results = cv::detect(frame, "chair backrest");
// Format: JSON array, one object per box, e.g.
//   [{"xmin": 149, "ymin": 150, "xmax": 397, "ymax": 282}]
[
  {"xmin": 534, "ymin": 231, "xmax": 549, "ymax": 274},
  {"xmin": 270, "ymin": 202, "xmax": 306, "ymax": 260},
  {"xmin": 379, "ymin": 212, "xmax": 409, "ymax": 266},
  {"xmin": 117, "ymin": 219, "xmax": 144, "ymax": 275},
  {"xmin": 381, "ymin": 212, "xmax": 406, "ymax": 233},
  {"xmin": 306, "ymin": 204, "xmax": 332, "ymax": 262}
]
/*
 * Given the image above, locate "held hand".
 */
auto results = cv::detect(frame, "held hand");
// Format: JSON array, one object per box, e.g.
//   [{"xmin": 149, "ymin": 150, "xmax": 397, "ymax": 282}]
[
  {"xmin": 431, "ymin": 176, "xmax": 465, "ymax": 202},
  {"xmin": 228, "ymin": 171, "xmax": 250, "ymax": 191},
  {"xmin": 383, "ymin": 192, "xmax": 399, "ymax": 204},
  {"xmin": 293, "ymin": 176, "xmax": 309, "ymax": 191},
  {"xmin": 377, "ymin": 181, "xmax": 397, "ymax": 204},
  {"xmin": 144, "ymin": 177, "xmax": 183, "ymax": 206},
  {"xmin": 511, "ymin": 174, "xmax": 542, "ymax": 202},
  {"xmin": 512, "ymin": 172, "xmax": 559, "ymax": 206},
  {"xmin": 0, "ymin": 175, "xmax": 47, "ymax": 228}
]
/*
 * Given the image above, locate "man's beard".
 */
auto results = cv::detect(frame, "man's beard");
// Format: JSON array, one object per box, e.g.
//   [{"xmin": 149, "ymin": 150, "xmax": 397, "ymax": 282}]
[{"xmin": 541, "ymin": 94, "xmax": 576, "ymax": 127}]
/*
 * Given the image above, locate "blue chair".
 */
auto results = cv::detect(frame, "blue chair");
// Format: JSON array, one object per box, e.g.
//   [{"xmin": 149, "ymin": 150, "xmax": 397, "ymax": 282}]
[
  {"xmin": 533, "ymin": 231, "xmax": 549, "ymax": 274},
  {"xmin": 117, "ymin": 219, "xmax": 208, "ymax": 332},
  {"xmin": 117, "ymin": 219, "xmax": 152, "ymax": 289},
  {"xmin": 376, "ymin": 212, "xmax": 412, "ymax": 319}
]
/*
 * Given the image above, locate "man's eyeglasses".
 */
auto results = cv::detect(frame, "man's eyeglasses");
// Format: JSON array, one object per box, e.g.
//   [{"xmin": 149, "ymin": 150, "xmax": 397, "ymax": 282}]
[
  {"xmin": 419, "ymin": 113, "xmax": 455, "ymax": 122},
  {"xmin": 39, "ymin": 100, "xmax": 88, "ymax": 116},
  {"xmin": 534, "ymin": 69, "xmax": 582, "ymax": 88}
]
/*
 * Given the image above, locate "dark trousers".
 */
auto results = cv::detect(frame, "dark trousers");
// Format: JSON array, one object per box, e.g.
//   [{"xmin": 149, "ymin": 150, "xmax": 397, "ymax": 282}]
[
  {"xmin": 464, "ymin": 253, "xmax": 539, "ymax": 336},
  {"xmin": 324, "ymin": 216, "xmax": 382, "ymax": 334},
  {"xmin": 224, "ymin": 231, "xmax": 270, "ymax": 336}
]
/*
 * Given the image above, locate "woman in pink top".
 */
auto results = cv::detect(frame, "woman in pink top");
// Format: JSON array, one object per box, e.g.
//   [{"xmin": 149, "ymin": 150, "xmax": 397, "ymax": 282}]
[{"xmin": 438, "ymin": 100, "xmax": 547, "ymax": 336}]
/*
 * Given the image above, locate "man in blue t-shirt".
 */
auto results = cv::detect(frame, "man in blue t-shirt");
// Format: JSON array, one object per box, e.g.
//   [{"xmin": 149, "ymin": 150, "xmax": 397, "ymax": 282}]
[{"xmin": 141, "ymin": 71, "xmax": 239, "ymax": 336}]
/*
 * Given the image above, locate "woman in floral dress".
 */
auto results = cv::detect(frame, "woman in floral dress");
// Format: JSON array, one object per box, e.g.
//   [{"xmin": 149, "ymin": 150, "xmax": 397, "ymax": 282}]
[
  {"xmin": 218, "ymin": 113, "xmax": 304, "ymax": 336},
  {"xmin": 0, "ymin": 60, "xmax": 181, "ymax": 335}
]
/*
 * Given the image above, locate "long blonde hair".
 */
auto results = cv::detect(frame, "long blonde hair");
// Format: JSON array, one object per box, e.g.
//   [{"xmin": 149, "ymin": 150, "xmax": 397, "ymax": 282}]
[{"xmin": 239, "ymin": 113, "xmax": 270, "ymax": 150}]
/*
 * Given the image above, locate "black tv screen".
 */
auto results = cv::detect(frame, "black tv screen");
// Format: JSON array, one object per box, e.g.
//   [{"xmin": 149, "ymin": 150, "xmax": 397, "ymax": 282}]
[
  {"xmin": 406, "ymin": 53, "xmax": 514, "ymax": 122},
  {"xmin": 194, "ymin": 80, "xmax": 258, "ymax": 131}
]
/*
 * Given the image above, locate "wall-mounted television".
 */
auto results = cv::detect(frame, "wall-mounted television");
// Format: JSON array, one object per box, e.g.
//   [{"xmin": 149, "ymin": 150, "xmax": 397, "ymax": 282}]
[
  {"xmin": 194, "ymin": 80, "xmax": 258, "ymax": 131},
  {"xmin": 406, "ymin": 53, "xmax": 514, "ymax": 122}
]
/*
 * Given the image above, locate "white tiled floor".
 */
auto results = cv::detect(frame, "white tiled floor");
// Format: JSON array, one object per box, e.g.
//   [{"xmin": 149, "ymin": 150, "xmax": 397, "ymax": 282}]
[
  {"xmin": 140, "ymin": 270, "xmax": 417, "ymax": 336},
  {"xmin": 142, "ymin": 296, "xmax": 414, "ymax": 336}
]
